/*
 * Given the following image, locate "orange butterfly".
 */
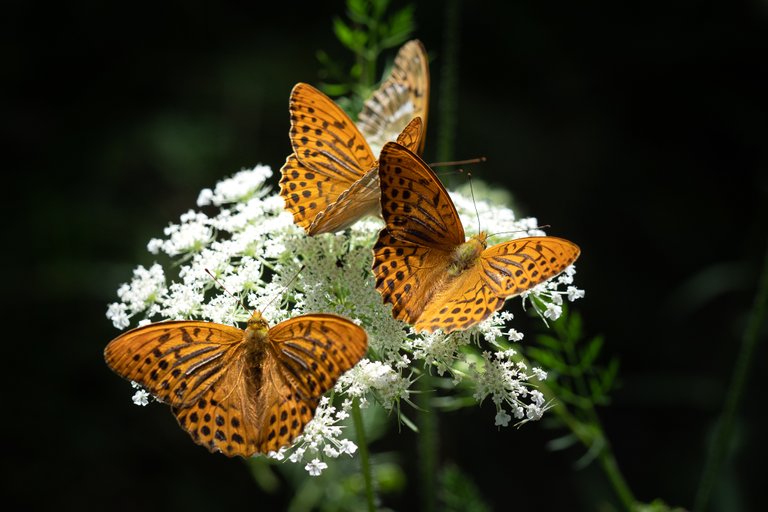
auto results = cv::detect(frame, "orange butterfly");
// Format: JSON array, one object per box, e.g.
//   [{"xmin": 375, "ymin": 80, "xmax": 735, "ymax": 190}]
[
  {"xmin": 104, "ymin": 311, "xmax": 367, "ymax": 457},
  {"xmin": 372, "ymin": 142, "xmax": 581, "ymax": 334},
  {"xmin": 280, "ymin": 39, "xmax": 429, "ymax": 235}
]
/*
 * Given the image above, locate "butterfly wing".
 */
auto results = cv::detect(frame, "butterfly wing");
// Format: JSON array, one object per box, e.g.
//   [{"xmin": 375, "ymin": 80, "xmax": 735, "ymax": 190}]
[
  {"xmin": 414, "ymin": 237, "xmax": 581, "ymax": 333},
  {"xmin": 373, "ymin": 229, "xmax": 453, "ymax": 325},
  {"xmin": 104, "ymin": 321, "xmax": 244, "ymax": 407},
  {"xmin": 377, "ymin": 141, "xmax": 464, "ymax": 250},
  {"xmin": 358, "ymin": 39, "xmax": 430, "ymax": 155},
  {"xmin": 281, "ymin": 82, "xmax": 379, "ymax": 234},
  {"xmin": 172, "ymin": 314, "xmax": 367, "ymax": 457},
  {"xmin": 267, "ymin": 313, "xmax": 368, "ymax": 400},
  {"xmin": 479, "ymin": 236, "xmax": 581, "ymax": 296},
  {"xmin": 287, "ymin": 82, "xmax": 376, "ymax": 182}
]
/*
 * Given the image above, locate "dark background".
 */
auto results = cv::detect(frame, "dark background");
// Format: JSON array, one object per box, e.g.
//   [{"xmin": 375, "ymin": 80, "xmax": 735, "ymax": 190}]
[{"xmin": 6, "ymin": 0, "xmax": 766, "ymax": 510}]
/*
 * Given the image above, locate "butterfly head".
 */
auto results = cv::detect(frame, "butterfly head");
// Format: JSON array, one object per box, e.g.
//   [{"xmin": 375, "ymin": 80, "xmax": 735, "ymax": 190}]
[
  {"xmin": 448, "ymin": 232, "xmax": 488, "ymax": 277},
  {"xmin": 245, "ymin": 311, "xmax": 270, "ymax": 344}
]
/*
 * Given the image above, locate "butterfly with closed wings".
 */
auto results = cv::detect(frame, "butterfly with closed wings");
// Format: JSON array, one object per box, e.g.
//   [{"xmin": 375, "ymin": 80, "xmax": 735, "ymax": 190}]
[{"xmin": 280, "ymin": 39, "xmax": 430, "ymax": 235}]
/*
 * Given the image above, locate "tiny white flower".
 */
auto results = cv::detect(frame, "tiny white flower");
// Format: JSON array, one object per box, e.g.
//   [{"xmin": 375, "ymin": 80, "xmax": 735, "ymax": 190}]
[
  {"xmin": 495, "ymin": 409, "xmax": 512, "ymax": 427},
  {"xmin": 567, "ymin": 286, "xmax": 585, "ymax": 301},
  {"xmin": 132, "ymin": 389, "xmax": 150, "ymax": 406},
  {"xmin": 543, "ymin": 303, "xmax": 563, "ymax": 320},
  {"xmin": 305, "ymin": 458, "xmax": 328, "ymax": 476}
]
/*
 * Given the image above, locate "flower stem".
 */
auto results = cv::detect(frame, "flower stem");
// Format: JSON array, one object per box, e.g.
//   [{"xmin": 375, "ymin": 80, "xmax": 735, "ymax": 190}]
[
  {"xmin": 351, "ymin": 401, "xmax": 376, "ymax": 512},
  {"xmin": 695, "ymin": 241, "xmax": 768, "ymax": 511},
  {"xmin": 417, "ymin": 374, "xmax": 438, "ymax": 512},
  {"xmin": 435, "ymin": 0, "xmax": 461, "ymax": 164}
]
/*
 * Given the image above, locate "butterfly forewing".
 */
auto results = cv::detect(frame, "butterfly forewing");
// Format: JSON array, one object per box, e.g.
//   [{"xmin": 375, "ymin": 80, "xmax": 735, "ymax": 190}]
[
  {"xmin": 358, "ymin": 39, "xmax": 430, "ymax": 155},
  {"xmin": 288, "ymin": 82, "xmax": 376, "ymax": 181},
  {"xmin": 378, "ymin": 141, "xmax": 464, "ymax": 250},
  {"xmin": 104, "ymin": 321, "xmax": 244, "ymax": 407},
  {"xmin": 267, "ymin": 314, "xmax": 368, "ymax": 400},
  {"xmin": 479, "ymin": 237, "xmax": 581, "ymax": 297}
]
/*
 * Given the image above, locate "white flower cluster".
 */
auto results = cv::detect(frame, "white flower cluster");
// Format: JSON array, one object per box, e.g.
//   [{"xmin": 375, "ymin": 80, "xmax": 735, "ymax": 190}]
[{"xmin": 106, "ymin": 165, "xmax": 584, "ymax": 475}]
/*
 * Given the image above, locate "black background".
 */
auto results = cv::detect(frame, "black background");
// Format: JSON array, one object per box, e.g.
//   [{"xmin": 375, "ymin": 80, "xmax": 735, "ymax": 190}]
[{"xmin": 6, "ymin": 1, "xmax": 767, "ymax": 510}]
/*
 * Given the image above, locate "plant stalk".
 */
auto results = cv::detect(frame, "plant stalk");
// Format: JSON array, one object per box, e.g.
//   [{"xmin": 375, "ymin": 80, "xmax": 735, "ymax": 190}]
[
  {"xmin": 352, "ymin": 401, "xmax": 376, "ymax": 512},
  {"xmin": 694, "ymin": 242, "xmax": 768, "ymax": 511}
]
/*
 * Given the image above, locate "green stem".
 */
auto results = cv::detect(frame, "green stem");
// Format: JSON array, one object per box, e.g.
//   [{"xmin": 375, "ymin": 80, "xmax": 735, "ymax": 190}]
[
  {"xmin": 514, "ymin": 350, "xmax": 637, "ymax": 510},
  {"xmin": 694, "ymin": 242, "xmax": 768, "ymax": 511},
  {"xmin": 352, "ymin": 401, "xmax": 376, "ymax": 512},
  {"xmin": 435, "ymin": 0, "xmax": 461, "ymax": 164},
  {"xmin": 417, "ymin": 374, "xmax": 438, "ymax": 512}
]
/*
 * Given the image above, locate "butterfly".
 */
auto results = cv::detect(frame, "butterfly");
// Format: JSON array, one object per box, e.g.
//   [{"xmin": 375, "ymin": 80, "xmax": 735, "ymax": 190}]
[
  {"xmin": 372, "ymin": 142, "xmax": 581, "ymax": 334},
  {"xmin": 104, "ymin": 311, "xmax": 368, "ymax": 457},
  {"xmin": 280, "ymin": 39, "xmax": 430, "ymax": 235}
]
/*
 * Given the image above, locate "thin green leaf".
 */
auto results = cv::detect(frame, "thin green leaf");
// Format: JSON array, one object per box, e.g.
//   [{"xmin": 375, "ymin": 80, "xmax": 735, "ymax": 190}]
[{"xmin": 546, "ymin": 432, "xmax": 580, "ymax": 452}]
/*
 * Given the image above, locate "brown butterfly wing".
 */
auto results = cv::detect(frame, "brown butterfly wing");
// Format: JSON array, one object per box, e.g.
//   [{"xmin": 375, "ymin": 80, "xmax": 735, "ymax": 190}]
[
  {"xmin": 172, "ymin": 314, "xmax": 367, "ymax": 457},
  {"xmin": 372, "ymin": 229, "xmax": 452, "ymax": 325},
  {"xmin": 267, "ymin": 314, "xmax": 368, "ymax": 400},
  {"xmin": 305, "ymin": 167, "xmax": 380, "ymax": 234},
  {"xmin": 377, "ymin": 141, "xmax": 464, "ymax": 250},
  {"xmin": 279, "ymin": 154, "xmax": 344, "ymax": 232},
  {"xmin": 414, "ymin": 269, "xmax": 505, "ymax": 333},
  {"xmin": 358, "ymin": 40, "xmax": 430, "ymax": 155},
  {"xmin": 287, "ymin": 82, "xmax": 376, "ymax": 182},
  {"xmin": 104, "ymin": 321, "xmax": 244, "ymax": 407},
  {"xmin": 479, "ymin": 237, "xmax": 581, "ymax": 296},
  {"xmin": 413, "ymin": 238, "xmax": 580, "ymax": 333},
  {"xmin": 171, "ymin": 352, "xmax": 316, "ymax": 457}
]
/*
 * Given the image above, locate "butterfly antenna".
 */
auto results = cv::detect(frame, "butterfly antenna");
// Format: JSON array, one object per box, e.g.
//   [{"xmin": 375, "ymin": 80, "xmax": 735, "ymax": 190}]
[
  {"xmin": 205, "ymin": 268, "xmax": 249, "ymax": 312},
  {"xmin": 462, "ymin": 169, "xmax": 482, "ymax": 235},
  {"xmin": 487, "ymin": 225, "xmax": 552, "ymax": 239},
  {"xmin": 429, "ymin": 156, "xmax": 487, "ymax": 167},
  {"xmin": 261, "ymin": 264, "xmax": 307, "ymax": 313}
]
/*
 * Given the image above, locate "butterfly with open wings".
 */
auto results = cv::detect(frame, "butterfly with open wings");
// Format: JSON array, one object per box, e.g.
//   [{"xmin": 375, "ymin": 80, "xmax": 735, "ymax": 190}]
[
  {"xmin": 104, "ymin": 311, "xmax": 367, "ymax": 457},
  {"xmin": 372, "ymin": 142, "xmax": 581, "ymax": 334}
]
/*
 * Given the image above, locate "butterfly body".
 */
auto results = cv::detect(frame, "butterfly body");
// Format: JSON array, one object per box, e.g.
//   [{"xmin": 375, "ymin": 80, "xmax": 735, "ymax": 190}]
[
  {"xmin": 373, "ymin": 142, "xmax": 581, "ymax": 334},
  {"xmin": 448, "ymin": 233, "xmax": 488, "ymax": 277},
  {"xmin": 105, "ymin": 311, "xmax": 367, "ymax": 457}
]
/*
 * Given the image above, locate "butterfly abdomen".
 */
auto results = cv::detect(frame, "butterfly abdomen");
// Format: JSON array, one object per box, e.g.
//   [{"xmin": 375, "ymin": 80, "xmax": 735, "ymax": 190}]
[{"xmin": 448, "ymin": 233, "xmax": 487, "ymax": 277}]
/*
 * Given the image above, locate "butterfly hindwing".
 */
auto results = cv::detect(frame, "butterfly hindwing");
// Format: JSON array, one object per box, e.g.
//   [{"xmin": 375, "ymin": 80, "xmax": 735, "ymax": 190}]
[
  {"xmin": 372, "ymin": 229, "xmax": 452, "ymax": 325},
  {"xmin": 479, "ymin": 236, "xmax": 581, "ymax": 297},
  {"xmin": 104, "ymin": 321, "xmax": 244, "ymax": 407},
  {"xmin": 416, "ymin": 269, "xmax": 505, "ymax": 333}
]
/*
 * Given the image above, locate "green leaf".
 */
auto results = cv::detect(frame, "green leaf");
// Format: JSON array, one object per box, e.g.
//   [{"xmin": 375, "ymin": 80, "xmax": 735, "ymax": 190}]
[
  {"xmin": 371, "ymin": 0, "xmax": 391, "ymax": 20},
  {"xmin": 333, "ymin": 17, "xmax": 365, "ymax": 52},
  {"xmin": 580, "ymin": 335, "xmax": 604, "ymax": 370},
  {"xmin": 536, "ymin": 333, "xmax": 564, "ymax": 352},
  {"xmin": 380, "ymin": 5, "xmax": 415, "ymax": 48},
  {"xmin": 546, "ymin": 432, "xmax": 580, "ymax": 452}
]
